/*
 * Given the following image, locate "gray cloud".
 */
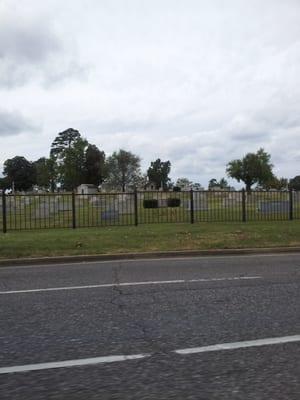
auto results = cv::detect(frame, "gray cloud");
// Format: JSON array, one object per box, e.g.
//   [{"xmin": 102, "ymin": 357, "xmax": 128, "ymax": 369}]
[
  {"xmin": 0, "ymin": 2, "xmax": 87, "ymax": 88},
  {"xmin": 0, "ymin": 17, "xmax": 59, "ymax": 88},
  {"xmin": 0, "ymin": 21, "xmax": 60, "ymax": 63},
  {"xmin": 0, "ymin": 109, "xmax": 37, "ymax": 137}
]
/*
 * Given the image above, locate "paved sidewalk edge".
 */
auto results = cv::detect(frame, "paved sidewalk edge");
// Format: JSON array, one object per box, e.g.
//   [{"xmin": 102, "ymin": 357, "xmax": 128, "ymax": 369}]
[{"xmin": 1, "ymin": 247, "xmax": 300, "ymax": 267}]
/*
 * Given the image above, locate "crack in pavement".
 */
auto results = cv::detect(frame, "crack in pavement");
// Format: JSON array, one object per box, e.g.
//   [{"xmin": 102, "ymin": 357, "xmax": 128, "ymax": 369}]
[{"xmin": 109, "ymin": 262, "xmax": 169, "ymax": 357}]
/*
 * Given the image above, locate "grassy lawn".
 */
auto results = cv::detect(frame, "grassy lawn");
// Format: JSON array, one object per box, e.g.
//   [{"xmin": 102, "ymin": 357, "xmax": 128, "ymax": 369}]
[{"xmin": 0, "ymin": 221, "xmax": 300, "ymax": 259}]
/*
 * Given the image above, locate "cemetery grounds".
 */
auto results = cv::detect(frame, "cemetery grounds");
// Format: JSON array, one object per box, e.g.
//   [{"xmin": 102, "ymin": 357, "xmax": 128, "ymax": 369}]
[{"xmin": 1, "ymin": 191, "xmax": 300, "ymax": 259}]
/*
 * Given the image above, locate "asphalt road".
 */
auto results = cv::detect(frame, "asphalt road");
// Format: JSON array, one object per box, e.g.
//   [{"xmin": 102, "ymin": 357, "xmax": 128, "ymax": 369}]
[{"xmin": 0, "ymin": 253, "xmax": 299, "ymax": 399}]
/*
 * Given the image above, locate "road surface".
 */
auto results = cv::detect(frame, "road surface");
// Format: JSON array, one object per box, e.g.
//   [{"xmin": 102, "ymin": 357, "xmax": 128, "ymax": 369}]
[{"xmin": 0, "ymin": 253, "xmax": 299, "ymax": 399}]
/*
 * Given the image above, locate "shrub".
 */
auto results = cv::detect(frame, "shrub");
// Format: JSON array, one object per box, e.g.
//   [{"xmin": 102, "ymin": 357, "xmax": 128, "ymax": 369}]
[
  {"xmin": 173, "ymin": 186, "xmax": 181, "ymax": 192},
  {"xmin": 167, "ymin": 198, "xmax": 181, "ymax": 207},
  {"xmin": 143, "ymin": 199, "xmax": 158, "ymax": 208}
]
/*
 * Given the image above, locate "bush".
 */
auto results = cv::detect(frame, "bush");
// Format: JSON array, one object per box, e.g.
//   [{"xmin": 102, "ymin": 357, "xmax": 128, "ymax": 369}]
[
  {"xmin": 143, "ymin": 199, "xmax": 158, "ymax": 208},
  {"xmin": 167, "ymin": 198, "xmax": 181, "ymax": 207},
  {"xmin": 173, "ymin": 186, "xmax": 181, "ymax": 192}
]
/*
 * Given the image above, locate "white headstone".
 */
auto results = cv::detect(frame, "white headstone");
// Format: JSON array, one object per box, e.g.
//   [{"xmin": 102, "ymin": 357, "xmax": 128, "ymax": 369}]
[
  {"xmin": 185, "ymin": 193, "xmax": 208, "ymax": 211},
  {"xmin": 118, "ymin": 199, "xmax": 135, "ymax": 214}
]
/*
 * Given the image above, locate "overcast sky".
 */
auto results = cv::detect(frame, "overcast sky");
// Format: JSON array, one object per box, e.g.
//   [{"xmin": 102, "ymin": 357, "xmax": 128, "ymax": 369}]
[{"xmin": 1, "ymin": 0, "xmax": 300, "ymax": 187}]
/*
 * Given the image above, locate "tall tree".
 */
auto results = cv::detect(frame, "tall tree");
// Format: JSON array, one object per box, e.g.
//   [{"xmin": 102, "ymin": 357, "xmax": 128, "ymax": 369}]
[
  {"xmin": 147, "ymin": 159, "xmax": 171, "ymax": 190},
  {"xmin": 3, "ymin": 156, "xmax": 36, "ymax": 191},
  {"xmin": 33, "ymin": 157, "xmax": 56, "ymax": 190},
  {"xmin": 85, "ymin": 144, "xmax": 106, "ymax": 186},
  {"xmin": 50, "ymin": 128, "xmax": 87, "ymax": 190},
  {"xmin": 50, "ymin": 128, "xmax": 82, "ymax": 162},
  {"xmin": 61, "ymin": 138, "xmax": 89, "ymax": 190},
  {"xmin": 106, "ymin": 149, "xmax": 141, "ymax": 192},
  {"xmin": 226, "ymin": 148, "xmax": 274, "ymax": 192}
]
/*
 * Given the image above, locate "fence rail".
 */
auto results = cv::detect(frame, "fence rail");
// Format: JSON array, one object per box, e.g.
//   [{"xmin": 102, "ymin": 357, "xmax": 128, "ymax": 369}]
[{"xmin": 1, "ymin": 189, "xmax": 300, "ymax": 232}]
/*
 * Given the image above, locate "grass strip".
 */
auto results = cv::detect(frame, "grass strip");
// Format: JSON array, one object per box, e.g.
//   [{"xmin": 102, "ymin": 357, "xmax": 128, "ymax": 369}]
[{"xmin": 1, "ymin": 221, "xmax": 300, "ymax": 259}]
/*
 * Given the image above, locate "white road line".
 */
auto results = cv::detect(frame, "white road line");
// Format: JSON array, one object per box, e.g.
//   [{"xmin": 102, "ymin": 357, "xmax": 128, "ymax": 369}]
[
  {"xmin": 0, "ymin": 353, "xmax": 149, "ymax": 375},
  {"xmin": 175, "ymin": 335, "xmax": 300, "ymax": 355},
  {"xmin": 0, "ymin": 276, "xmax": 261, "ymax": 295},
  {"xmin": 1, "ymin": 334, "xmax": 299, "ymax": 374}
]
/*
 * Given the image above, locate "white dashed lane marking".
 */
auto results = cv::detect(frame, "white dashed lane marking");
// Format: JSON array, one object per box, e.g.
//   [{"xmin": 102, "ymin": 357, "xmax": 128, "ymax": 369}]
[
  {"xmin": 0, "ymin": 276, "xmax": 261, "ymax": 295},
  {"xmin": 0, "ymin": 335, "xmax": 299, "ymax": 374}
]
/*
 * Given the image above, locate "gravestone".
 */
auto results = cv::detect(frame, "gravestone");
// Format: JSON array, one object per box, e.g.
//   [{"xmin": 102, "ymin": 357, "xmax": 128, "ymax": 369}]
[
  {"xmin": 258, "ymin": 201, "xmax": 289, "ymax": 213},
  {"xmin": 21, "ymin": 197, "xmax": 32, "ymax": 206},
  {"xmin": 118, "ymin": 198, "xmax": 135, "ymax": 214},
  {"xmin": 49, "ymin": 199, "xmax": 59, "ymax": 212},
  {"xmin": 57, "ymin": 202, "xmax": 72, "ymax": 212},
  {"xmin": 228, "ymin": 192, "xmax": 242, "ymax": 201},
  {"xmin": 156, "ymin": 193, "xmax": 168, "ymax": 207},
  {"xmin": 38, "ymin": 201, "xmax": 57, "ymax": 213},
  {"xmin": 293, "ymin": 191, "xmax": 300, "ymax": 203},
  {"xmin": 101, "ymin": 209, "xmax": 119, "ymax": 220},
  {"xmin": 33, "ymin": 207, "xmax": 51, "ymax": 219},
  {"xmin": 90, "ymin": 196, "xmax": 106, "ymax": 208},
  {"xmin": 185, "ymin": 193, "xmax": 209, "ymax": 211},
  {"xmin": 5, "ymin": 197, "xmax": 19, "ymax": 212},
  {"xmin": 222, "ymin": 194, "xmax": 242, "ymax": 208},
  {"xmin": 158, "ymin": 198, "xmax": 168, "ymax": 208}
]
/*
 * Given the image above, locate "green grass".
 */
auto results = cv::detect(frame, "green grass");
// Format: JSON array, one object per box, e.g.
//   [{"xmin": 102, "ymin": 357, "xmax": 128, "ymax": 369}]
[{"xmin": 1, "ymin": 221, "xmax": 300, "ymax": 259}]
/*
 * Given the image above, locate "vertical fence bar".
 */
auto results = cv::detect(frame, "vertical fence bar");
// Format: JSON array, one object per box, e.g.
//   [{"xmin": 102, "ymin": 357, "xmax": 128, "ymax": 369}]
[
  {"xmin": 72, "ymin": 191, "xmax": 76, "ymax": 229},
  {"xmin": 289, "ymin": 189, "xmax": 293, "ymax": 221},
  {"xmin": 2, "ymin": 191, "xmax": 7, "ymax": 233},
  {"xmin": 190, "ymin": 189, "xmax": 194, "ymax": 224},
  {"xmin": 134, "ymin": 189, "xmax": 138, "ymax": 226},
  {"xmin": 242, "ymin": 189, "xmax": 246, "ymax": 222}
]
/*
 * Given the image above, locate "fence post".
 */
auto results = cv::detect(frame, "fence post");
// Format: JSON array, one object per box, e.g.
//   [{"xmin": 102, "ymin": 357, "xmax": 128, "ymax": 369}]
[
  {"xmin": 190, "ymin": 189, "xmax": 194, "ymax": 224},
  {"xmin": 2, "ymin": 191, "xmax": 7, "ymax": 233},
  {"xmin": 134, "ymin": 188, "xmax": 138, "ymax": 226},
  {"xmin": 242, "ymin": 189, "xmax": 246, "ymax": 222},
  {"xmin": 289, "ymin": 189, "xmax": 293, "ymax": 220},
  {"xmin": 72, "ymin": 191, "xmax": 76, "ymax": 229}
]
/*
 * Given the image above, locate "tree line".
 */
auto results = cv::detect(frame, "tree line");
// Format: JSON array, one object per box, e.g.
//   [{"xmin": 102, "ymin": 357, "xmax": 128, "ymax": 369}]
[
  {"xmin": 1, "ymin": 128, "xmax": 300, "ymax": 192},
  {"xmin": 0, "ymin": 128, "xmax": 173, "ymax": 192}
]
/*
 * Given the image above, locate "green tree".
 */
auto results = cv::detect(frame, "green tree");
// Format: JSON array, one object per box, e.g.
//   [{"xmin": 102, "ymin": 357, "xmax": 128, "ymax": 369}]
[
  {"xmin": 289, "ymin": 176, "xmax": 300, "ymax": 191},
  {"xmin": 50, "ymin": 128, "xmax": 82, "ymax": 162},
  {"xmin": 61, "ymin": 138, "xmax": 89, "ymax": 190},
  {"xmin": 258, "ymin": 176, "xmax": 288, "ymax": 191},
  {"xmin": 50, "ymin": 128, "xmax": 90, "ymax": 190},
  {"xmin": 208, "ymin": 178, "xmax": 218, "ymax": 190},
  {"xmin": 147, "ymin": 159, "xmax": 171, "ymax": 190},
  {"xmin": 219, "ymin": 177, "xmax": 229, "ymax": 189},
  {"xmin": 106, "ymin": 149, "xmax": 141, "ymax": 192},
  {"xmin": 85, "ymin": 144, "xmax": 106, "ymax": 186},
  {"xmin": 0, "ymin": 176, "xmax": 10, "ymax": 190},
  {"xmin": 3, "ymin": 156, "xmax": 36, "ymax": 191},
  {"xmin": 226, "ymin": 148, "xmax": 274, "ymax": 193},
  {"xmin": 34, "ymin": 157, "xmax": 56, "ymax": 190}
]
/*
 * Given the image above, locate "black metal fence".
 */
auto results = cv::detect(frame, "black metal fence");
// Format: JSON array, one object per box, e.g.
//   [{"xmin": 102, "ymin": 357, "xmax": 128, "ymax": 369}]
[{"xmin": 1, "ymin": 189, "xmax": 300, "ymax": 232}]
